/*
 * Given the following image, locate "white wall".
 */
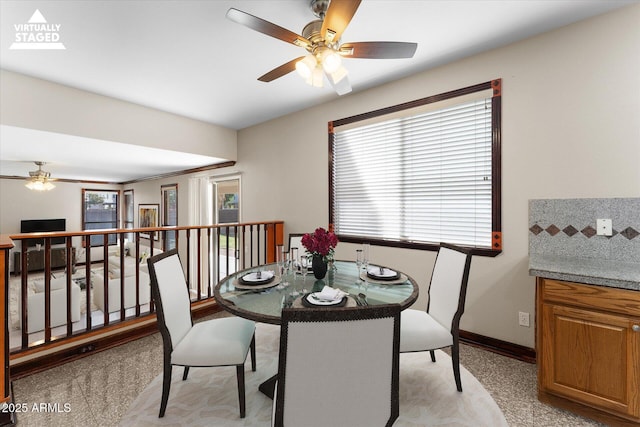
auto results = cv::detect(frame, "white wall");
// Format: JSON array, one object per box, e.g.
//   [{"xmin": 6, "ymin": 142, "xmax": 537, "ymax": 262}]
[
  {"xmin": 0, "ymin": 179, "xmax": 121, "ymax": 236},
  {"xmin": 0, "ymin": 70, "xmax": 237, "ymax": 161},
  {"xmin": 236, "ymin": 4, "xmax": 640, "ymax": 348}
]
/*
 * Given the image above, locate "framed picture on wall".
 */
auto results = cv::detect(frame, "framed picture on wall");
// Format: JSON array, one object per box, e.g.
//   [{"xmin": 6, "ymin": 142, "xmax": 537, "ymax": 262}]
[{"xmin": 139, "ymin": 204, "xmax": 159, "ymax": 240}]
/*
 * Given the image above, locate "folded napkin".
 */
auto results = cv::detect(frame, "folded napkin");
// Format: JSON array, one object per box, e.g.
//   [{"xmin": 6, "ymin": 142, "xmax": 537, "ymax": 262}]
[
  {"xmin": 315, "ymin": 285, "xmax": 347, "ymax": 301},
  {"xmin": 367, "ymin": 266, "xmax": 397, "ymax": 278}
]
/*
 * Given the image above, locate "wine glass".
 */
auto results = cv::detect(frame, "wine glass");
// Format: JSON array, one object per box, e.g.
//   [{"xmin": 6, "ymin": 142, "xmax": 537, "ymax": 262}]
[
  {"xmin": 290, "ymin": 247, "xmax": 299, "ymax": 272},
  {"xmin": 300, "ymin": 255, "xmax": 310, "ymax": 282},
  {"xmin": 362, "ymin": 243, "xmax": 370, "ymax": 276},
  {"xmin": 282, "ymin": 252, "xmax": 291, "ymax": 278},
  {"xmin": 355, "ymin": 249, "xmax": 363, "ymax": 281},
  {"xmin": 276, "ymin": 245, "xmax": 285, "ymax": 278}
]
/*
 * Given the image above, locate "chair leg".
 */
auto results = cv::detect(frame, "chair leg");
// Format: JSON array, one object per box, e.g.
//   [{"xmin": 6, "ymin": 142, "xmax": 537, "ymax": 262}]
[
  {"xmin": 236, "ymin": 364, "xmax": 246, "ymax": 418},
  {"xmin": 451, "ymin": 343, "xmax": 463, "ymax": 392},
  {"xmin": 159, "ymin": 362, "xmax": 172, "ymax": 417},
  {"xmin": 429, "ymin": 350, "xmax": 436, "ymax": 362},
  {"xmin": 182, "ymin": 366, "xmax": 190, "ymax": 381},
  {"xmin": 250, "ymin": 333, "xmax": 256, "ymax": 372}
]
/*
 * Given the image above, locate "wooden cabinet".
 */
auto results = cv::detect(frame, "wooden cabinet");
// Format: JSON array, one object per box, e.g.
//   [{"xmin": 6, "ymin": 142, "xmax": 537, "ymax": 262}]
[
  {"xmin": 13, "ymin": 247, "xmax": 75, "ymax": 274},
  {"xmin": 537, "ymin": 278, "xmax": 640, "ymax": 425}
]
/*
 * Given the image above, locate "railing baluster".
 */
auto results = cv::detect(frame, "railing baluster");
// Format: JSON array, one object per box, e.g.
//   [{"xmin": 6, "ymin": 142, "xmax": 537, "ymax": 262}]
[
  {"xmin": 196, "ymin": 228, "xmax": 202, "ymax": 301},
  {"xmin": 185, "ymin": 229, "xmax": 191, "ymax": 292},
  {"xmin": 119, "ymin": 233, "xmax": 126, "ymax": 321},
  {"xmin": 103, "ymin": 234, "xmax": 109, "ymax": 327},
  {"xmin": 241, "ymin": 225, "xmax": 246, "ymax": 270},
  {"xmin": 44, "ymin": 238, "xmax": 52, "ymax": 343},
  {"xmin": 215, "ymin": 227, "xmax": 221, "ymax": 285},
  {"xmin": 233, "ymin": 225, "xmax": 239, "ymax": 274},
  {"xmin": 85, "ymin": 235, "xmax": 92, "ymax": 331},
  {"xmin": 224, "ymin": 225, "xmax": 231, "ymax": 284},
  {"xmin": 207, "ymin": 228, "xmax": 212, "ymax": 298},
  {"xmin": 20, "ymin": 244, "xmax": 28, "ymax": 349},
  {"xmin": 66, "ymin": 236, "xmax": 73, "ymax": 337}
]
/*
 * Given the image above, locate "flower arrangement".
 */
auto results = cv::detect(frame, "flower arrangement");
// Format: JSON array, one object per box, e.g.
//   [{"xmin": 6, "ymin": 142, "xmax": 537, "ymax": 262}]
[{"xmin": 301, "ymin": 227, "xmax": 339, "ymax": 262}]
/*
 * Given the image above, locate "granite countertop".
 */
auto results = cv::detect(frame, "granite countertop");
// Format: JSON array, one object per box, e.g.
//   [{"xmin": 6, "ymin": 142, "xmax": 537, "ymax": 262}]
[{"xmin": 529, "ymin": 255, "xmax": 640, "ymax": 291}]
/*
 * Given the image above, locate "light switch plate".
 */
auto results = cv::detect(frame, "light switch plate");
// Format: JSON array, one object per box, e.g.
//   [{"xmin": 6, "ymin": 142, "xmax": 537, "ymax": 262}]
[{"xmin": 596, "ymin": 219, "xmax": 612, "ymax": 236}]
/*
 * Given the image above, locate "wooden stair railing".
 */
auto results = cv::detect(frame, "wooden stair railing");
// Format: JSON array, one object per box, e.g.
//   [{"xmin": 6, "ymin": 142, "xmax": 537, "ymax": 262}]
[{"xmin": 2, "ymin": 221, "xmax": 283, "ymax": 382}]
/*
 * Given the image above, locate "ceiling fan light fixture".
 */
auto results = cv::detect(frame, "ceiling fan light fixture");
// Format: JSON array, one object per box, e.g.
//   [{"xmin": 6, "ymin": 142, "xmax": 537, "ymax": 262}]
[
  {"xmin": 295, "ymin": 54, "xmax": 317, "ymax": 79},
  {"xmin": 26, "ymin": 180, "xmax": 55, "ymax": 191},
  {"xmin": 319, "ymin": 48, "xmax": 342, "ymax": 74},
  {"xmin": 306, "ymin": 65, "xmax": 324, "ymax": 87},
  {"xmin": 25, "ymin": 161, "xmax": 56, "ymax": 191}
]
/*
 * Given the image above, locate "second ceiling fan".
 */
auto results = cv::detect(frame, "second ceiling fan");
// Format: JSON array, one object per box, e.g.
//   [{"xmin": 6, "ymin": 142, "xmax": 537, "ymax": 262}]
[{"xmin": 227, "ymin": 0, "xmax": 418, "ymax": 95}]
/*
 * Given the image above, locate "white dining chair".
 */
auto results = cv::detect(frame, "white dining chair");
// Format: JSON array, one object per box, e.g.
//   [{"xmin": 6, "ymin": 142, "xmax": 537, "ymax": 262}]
[
  {"xmin": 287, "ymin": 233, "xmax": 306, "ymax": 256},
  {"xmin": 272, "ymin": 304, "xmax": 401, "ymax": 427},
  {"xmin": 399, "ymin": 242, "xmax": 472, "ymax": 391},
  {"xmin": 148, "ymin": 249, "xmax": 256, "ymax": 418}
]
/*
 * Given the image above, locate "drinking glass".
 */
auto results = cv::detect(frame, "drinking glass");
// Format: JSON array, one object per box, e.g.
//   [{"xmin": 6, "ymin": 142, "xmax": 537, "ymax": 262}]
[
  {"xmin": 362, "ymin": 243, "xmax": 370, "ymax": 275},
  {"xmin": 290, "ymin": 247, "xmax": 299, "ymax": 272},
  {"xmin": 282, "ymin": 252, "xmax": 291, "ymax": 277},
  {"xmin": 355, "ymin": 249, "xmax": 363, "ymax": 280},
  {"xmin": 300, "ymin": 255, "xmax": 310, "ymax": 282},
  {"xmin": 276, "ymin": 245, "xmax": 285, "ymax": 278}
]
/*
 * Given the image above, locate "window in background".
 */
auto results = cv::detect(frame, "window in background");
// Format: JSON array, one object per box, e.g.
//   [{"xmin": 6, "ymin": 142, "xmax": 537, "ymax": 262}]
[
  {"xmin": 213, "ymin": 177, "xmax": 240, "ymax": 277},
  {"xmin": 123, "ymin": 189, "xmax": 134, "ymax": 242},
  {"xmin": 329, "ymin": 79, "xmax": 502, "ymax": 256},
  {"xmin": 82, "ymin": 189, "xmax": 119, "ymax": 247},
  {"xmin": 161, "ymin": 184, "xmax": 178, "ymax": 250}
]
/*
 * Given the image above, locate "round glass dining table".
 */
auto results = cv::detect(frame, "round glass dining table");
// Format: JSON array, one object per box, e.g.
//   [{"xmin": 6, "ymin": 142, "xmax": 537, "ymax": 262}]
[{"xmin": 214, "ymin": 260, "xmax": 419, "ymax": 325}]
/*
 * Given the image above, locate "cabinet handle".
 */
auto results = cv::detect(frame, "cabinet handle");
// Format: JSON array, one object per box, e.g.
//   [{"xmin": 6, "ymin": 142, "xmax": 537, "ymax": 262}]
[{"xmin": 633, "ymin": 325, "xmax": 640, "ymax": 332}]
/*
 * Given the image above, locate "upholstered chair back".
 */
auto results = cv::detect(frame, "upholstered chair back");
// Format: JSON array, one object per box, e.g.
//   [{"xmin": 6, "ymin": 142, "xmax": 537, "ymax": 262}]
[
  {"xmin": 273, "ymin": 305, "xmax": 400, "ymax": 427},
  {"xmin": 148, "ymin": 250, "xmax": 193, "ymax": 349},
  {"xmin": 427, "ymin": 244, "xmax": 472, "ymax": 331}
]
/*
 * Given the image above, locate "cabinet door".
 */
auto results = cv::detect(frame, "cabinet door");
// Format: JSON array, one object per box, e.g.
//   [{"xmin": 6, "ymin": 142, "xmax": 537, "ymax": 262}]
[{"xmin": 541, "ymin": 303, "xmax": 640, "ymax": 418}]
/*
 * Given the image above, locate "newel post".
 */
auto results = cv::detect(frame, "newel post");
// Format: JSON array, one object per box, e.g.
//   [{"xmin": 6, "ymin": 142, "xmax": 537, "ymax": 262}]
[{"xmin": 0, "ymin": 235, "xmax": 14, "ymax": 425}]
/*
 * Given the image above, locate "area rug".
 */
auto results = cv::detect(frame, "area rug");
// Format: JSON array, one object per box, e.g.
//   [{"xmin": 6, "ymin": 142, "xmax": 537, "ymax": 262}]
[{"xmin": 120, "ymin": 323, "xmax": 507, "ymax": 426}]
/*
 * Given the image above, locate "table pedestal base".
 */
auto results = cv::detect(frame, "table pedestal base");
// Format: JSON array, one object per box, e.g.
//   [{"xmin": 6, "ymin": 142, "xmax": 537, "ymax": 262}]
[{"xmin": 259, "ymin": 374, "xmax": 278, "ymax": 399}]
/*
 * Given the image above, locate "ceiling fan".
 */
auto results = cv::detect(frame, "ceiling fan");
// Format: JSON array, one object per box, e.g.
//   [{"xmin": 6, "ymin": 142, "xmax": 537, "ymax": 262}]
[{"xmin": 226, "ymin": 0, "xmax": 417, "ymax": 95}]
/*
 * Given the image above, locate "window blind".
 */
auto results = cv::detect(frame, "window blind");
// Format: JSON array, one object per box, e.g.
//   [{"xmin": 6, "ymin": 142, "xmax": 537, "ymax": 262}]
[{"xmin": 332, "ymin": 96, "xmax": 493, "ymax": 248}]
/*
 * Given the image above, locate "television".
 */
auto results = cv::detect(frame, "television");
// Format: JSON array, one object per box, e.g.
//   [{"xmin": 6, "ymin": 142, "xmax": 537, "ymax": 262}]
[{"xmin": 20, "ymin": 218, "xmax": 66, "ymax": 247}]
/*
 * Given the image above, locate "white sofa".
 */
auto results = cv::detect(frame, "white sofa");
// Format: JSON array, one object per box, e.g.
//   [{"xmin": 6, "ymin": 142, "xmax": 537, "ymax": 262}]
[
  {"xmin": 21, "ymin": 276, "xmax": 81, "ymax": 333},
  {"xmin": 92, "ymin": 271, "xmax": 151, "ymax": 314},
  {"xmin": 75, "ymin": 245, "xmax": 119, "ymax": 265}
]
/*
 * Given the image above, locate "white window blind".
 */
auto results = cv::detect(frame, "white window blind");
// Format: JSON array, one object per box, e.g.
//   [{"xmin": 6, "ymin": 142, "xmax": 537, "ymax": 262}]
[{"xmin": 332, "ymin": 96, "xmax": 493, "ymax": 248}]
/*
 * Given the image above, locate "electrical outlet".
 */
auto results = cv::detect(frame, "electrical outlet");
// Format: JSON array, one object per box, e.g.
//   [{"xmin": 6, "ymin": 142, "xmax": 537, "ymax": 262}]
[
  {"xmin": 518, "ymin": 311, "xmax": 530, "ymax": 327},
  {"xmin": 597, "ymin": 218, "xmax": 612, "ymax": 236}
]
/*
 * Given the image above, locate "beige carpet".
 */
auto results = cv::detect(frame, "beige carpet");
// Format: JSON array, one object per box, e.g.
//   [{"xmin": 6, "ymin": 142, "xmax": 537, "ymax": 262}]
[{"xmin": 120, "ymin": 323, "xmax": 507, "ymax": 426}]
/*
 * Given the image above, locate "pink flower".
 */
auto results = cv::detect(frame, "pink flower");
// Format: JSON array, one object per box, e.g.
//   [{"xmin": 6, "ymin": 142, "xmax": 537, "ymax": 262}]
[{"xmin": 301, "ymin": 227, "xmax": 339, "ymax": 258}]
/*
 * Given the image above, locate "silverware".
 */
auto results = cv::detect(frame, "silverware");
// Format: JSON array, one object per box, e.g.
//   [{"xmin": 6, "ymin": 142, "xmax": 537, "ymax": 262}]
[{"xmin": 358, "ymin": 293, "xmax": 369, "ymax": 306}]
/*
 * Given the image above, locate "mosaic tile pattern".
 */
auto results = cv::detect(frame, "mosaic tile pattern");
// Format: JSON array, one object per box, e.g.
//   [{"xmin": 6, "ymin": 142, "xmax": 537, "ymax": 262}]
[
  {"xmin": 529, "ymin": 224, "xmax": 639, "ymax": 240},
  {"xmin": 529, "ymin": 198, "xmax": 640, "ymax": 262}
]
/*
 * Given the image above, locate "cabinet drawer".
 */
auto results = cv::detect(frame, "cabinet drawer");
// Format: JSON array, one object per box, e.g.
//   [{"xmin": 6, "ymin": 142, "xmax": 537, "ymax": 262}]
[{"xmin": 541, "ymin": 279, "xmax": 640, "ymax": 318}]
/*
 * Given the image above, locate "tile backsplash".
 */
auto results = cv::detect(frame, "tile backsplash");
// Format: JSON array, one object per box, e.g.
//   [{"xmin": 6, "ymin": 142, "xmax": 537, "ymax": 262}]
[{"xmin": 529, "ymin": 198, "xmax": 640, "ymax": 262}]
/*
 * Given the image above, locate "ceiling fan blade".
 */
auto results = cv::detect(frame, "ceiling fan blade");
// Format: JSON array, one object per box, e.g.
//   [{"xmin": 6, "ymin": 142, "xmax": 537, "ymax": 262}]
[
  {"xmin": 226, "ymin": 8, "xmax": 310, "ymax": 48},
  {"xmin": 321, "ymin": 0, "xmax": 362, "ymax": 43},
  {"xmin": 258, "ymin": 57, "xmax": 305, "ymax": 82},
  {"xmin": 339, "ymin": 41, "xmax": 417, "ymax": 59},
  {"xmin": 327, "ymin": 71, "xmax": 352, "ymax": 96}
]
